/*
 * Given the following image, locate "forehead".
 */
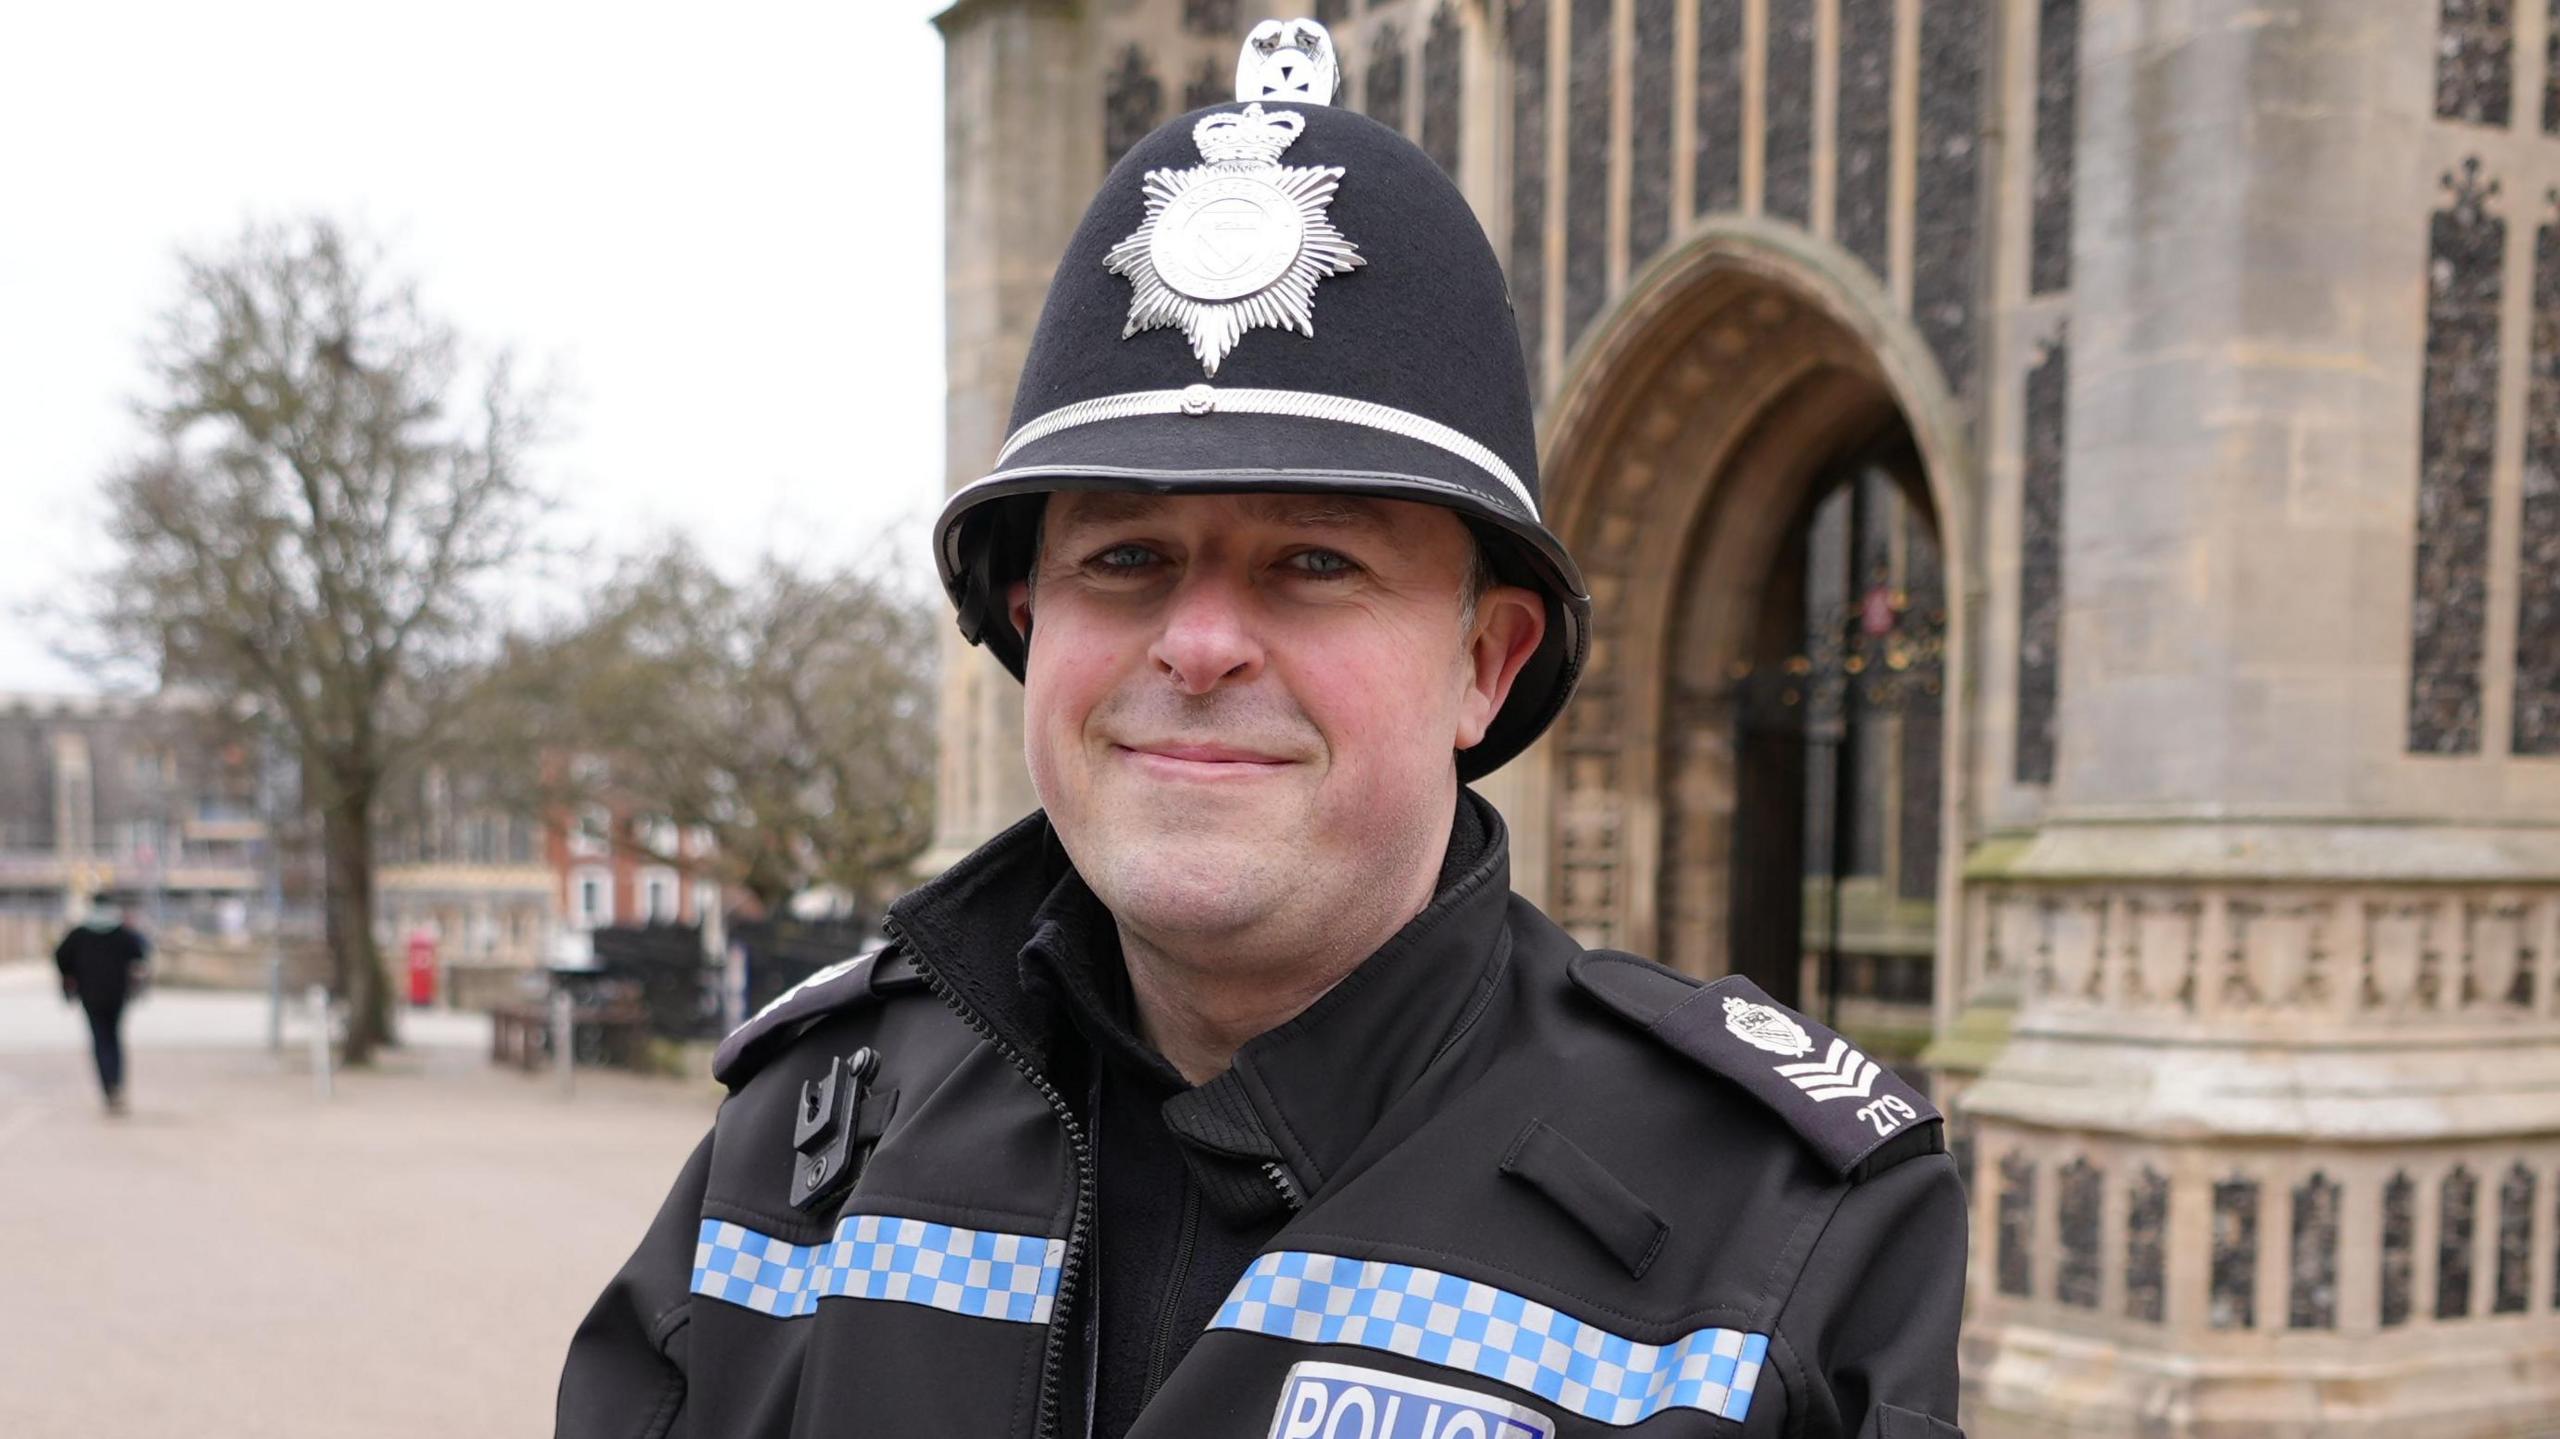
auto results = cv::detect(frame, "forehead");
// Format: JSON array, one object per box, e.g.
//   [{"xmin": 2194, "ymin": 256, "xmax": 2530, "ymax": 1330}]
[{"xmin": 1042, "ymin": 490, "xmax": 1427, "ymax": 539}]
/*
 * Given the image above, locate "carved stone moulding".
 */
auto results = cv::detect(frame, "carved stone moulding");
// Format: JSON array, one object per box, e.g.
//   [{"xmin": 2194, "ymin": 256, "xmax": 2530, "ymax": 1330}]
[{"xmin": 1968, "ymin": 881, "xmax": 2560, "ymax": 1037}]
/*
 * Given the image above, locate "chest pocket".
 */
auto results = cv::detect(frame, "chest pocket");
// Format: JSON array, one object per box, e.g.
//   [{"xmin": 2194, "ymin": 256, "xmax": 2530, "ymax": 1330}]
[{"xmin": 1497, "ymin": 1118, "xmax": 1671, "ymax": 1281}]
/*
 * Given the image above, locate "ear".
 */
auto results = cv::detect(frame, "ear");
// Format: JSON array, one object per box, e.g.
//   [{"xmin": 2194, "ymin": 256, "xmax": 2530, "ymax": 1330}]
[
  {"xmin": 1454, "ymin": 585, "xmax": 1546, "ymax": 752},
  {"xmin": 1006, "ymin": 577, "xmax": 1034, "ymax": 647}
]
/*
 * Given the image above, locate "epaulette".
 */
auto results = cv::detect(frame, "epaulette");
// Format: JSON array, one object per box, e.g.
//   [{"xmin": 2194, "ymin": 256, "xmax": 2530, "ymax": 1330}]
[
  {"xmin": 1567, "ymin": 950, "xmax": 1943, "ymax": 1182},
  {"xmin": 711, "ymin": 943, "xmax": 930, "ymax": 1089}
]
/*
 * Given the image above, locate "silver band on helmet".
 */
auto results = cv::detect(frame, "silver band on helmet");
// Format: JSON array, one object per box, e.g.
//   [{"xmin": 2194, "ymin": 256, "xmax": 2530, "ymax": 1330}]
[{"xmin": 984, "ymin": 386, "xmax": 1537, "ymax": 521}]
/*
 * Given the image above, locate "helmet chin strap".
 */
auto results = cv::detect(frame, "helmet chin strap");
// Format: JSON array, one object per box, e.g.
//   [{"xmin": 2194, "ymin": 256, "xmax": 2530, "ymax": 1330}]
[{"xmin": 954, "ymin": 505, "xmax": 1029, "ymax": 656}]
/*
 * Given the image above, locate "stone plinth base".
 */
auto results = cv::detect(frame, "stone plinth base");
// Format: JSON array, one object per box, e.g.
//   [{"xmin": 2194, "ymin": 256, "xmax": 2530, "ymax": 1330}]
[
  {"xmin": 1963, "ymin": 1319, "xmax": 2560, "ymax": 1437},
  {"xmin": 1949, "ymin": 851, "xmax": 2560, "ymax": 1439}
]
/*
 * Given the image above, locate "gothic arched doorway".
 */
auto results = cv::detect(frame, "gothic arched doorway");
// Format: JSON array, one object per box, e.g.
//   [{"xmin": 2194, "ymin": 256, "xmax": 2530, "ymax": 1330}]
[{"xmin": 1530, "ymin": 221, "xmax": 1975, "ymax": 1062}]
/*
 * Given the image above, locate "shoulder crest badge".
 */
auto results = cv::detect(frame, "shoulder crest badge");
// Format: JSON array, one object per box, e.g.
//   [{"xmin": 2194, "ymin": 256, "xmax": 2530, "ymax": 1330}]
[
  {"xmin": 1722, "ymin": 995, "xmax": 1815, "ymax": 1058},
  {"xmin": 1104, "ymin": 103, "xmax": 1364, "ymax": 376}
]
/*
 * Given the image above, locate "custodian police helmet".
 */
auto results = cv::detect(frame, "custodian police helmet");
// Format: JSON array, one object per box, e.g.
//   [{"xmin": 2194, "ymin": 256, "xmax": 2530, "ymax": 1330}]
[{"xmin": 932, "ymin": 18, "xmax": 1589, "ymax": 780}]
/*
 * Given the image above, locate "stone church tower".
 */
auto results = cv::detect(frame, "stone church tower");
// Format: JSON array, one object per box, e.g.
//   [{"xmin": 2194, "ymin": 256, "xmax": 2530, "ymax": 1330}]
[{"xmin": 930, "ymin": 2, "xmax": 2560, "ymax": 1431}]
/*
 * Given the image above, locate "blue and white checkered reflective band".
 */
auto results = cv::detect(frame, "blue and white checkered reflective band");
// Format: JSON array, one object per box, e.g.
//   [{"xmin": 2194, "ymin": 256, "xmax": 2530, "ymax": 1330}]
[
  {"xmin": 1211, "ymin": 1251, "xmax": 1772, "ymax": 1426},
  {"xmin": 690, "ymin": 1214, "xmax": 1065, "ymax": 1325}
]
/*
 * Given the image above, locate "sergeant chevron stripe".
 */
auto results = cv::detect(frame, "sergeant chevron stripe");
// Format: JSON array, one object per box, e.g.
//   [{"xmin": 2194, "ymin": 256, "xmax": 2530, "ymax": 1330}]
[{"xmin": 1772, "ymin": 1039, "xmax": 1880, "ymax": 1103}]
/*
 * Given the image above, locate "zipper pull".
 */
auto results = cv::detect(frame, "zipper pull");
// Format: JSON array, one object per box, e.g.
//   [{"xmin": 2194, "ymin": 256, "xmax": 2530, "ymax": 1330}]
[{"xmin": 1263, "ymin": 1159, "xmax": 1306, "ymax": 1213}]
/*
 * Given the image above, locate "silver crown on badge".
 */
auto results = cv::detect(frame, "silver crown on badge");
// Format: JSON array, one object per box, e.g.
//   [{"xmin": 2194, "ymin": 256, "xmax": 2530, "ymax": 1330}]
[{"xmin": 1104, "ymin": 18, "xmax": 1363, "ymax": 377}]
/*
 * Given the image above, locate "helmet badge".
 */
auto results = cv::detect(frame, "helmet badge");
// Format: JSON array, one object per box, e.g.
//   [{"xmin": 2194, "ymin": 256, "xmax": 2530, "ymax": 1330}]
[{"xmin": 1104, "ymin": 25, "xmax": 1364, "ymax": 376}]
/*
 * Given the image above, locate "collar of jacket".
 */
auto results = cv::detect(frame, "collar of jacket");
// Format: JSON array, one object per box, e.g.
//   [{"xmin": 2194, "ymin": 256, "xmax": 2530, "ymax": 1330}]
[{"xmin": 888, "ymin": 790, "xmax": 1518, "ymax": 1205}]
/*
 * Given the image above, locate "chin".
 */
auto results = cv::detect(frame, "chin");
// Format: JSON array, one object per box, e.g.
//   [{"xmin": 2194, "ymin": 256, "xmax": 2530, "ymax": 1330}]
[{"xmin": 1081, "ymin": 837, "xmax": 1286, "ymax": 937}]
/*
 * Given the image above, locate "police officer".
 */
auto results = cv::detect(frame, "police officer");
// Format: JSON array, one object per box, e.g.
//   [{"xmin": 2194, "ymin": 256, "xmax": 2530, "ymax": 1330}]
[{"xmin": 559, "ymin": 20, "xmax": 1966, "ymax": 1437}]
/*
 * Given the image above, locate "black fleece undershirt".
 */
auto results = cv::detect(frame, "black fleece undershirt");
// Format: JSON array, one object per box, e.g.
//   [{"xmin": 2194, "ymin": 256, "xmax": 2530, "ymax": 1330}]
[{"xmin": 1038, "ymin": 796, "xmax": 1493, "ymax": 1439}]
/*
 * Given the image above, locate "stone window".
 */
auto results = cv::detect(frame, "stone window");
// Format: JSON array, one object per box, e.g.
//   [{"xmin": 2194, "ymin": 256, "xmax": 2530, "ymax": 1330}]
[
  {"xmin": 2383, "ymin": 1171, "xmax": 2416, "ymax": 1327},
  {"xmin": 2409, "ymin": 159, "xmax": 2504, "ymax": 754},
  {"xmin": 1564, "ymin": 0, "xmax": 1611, "ymax": 348},
  {"xmin": 2547, "ymin": 0, "xmax": 2560, "ymax": 132},
  {"xmin": 1997, "ymin": 1151, "xmax": 2036, "ymax": 1297},
  {"xmin": 1836, "ymin": 0, "xmax": 1893, "ymax": 279},
  {"xmin": 2497, "ymin": 1162, "xmax": 2535, "ymax": 1314},
  {"xmin": 1181, "ymin": 0, "xmax": 1239, "ymax": 37},
  {"xmin": 2437, "ymin": 0, "xmax": 2514, "ymax": 127},
  {"xmin": 2439, "ymin": 1165, "xmax": 2479, "ymax": 1319},
  {"xmin": 2057, "ymin": 1157, "xmax": 2102, "ymax": 1309},
  {"xmin": 2517, "ymin": 194, "xmax": 2560, "ymax": 754},
  {"xmin": 2552, "ymin": 1170, "xmax": 2560, "ymax": 1309},
  {"xmin": 2126, "ymin": 1167, "xmax": 2168, "ymax": 1322},
  {"xmin": 2210, "ymin": 1176, "xmax": 2259, "ymax": 1329},
  {"xmin": 1105, "ymin": 45, "xmax": 1165, "ymax": 169},
  {"xmin": 1762, "ymin": 0, "xmax": 1815, "ymax": 226},
  {"xmin": 1422, "ymin": 5, "xmax": 1463, "ymax": 178},
  {"xmin": 1365, "ymin": 23, "xmax": 1408, "ymax": 132},
  {"xmin": 2017, "ymin": 333, "xmax": 2068, "ymax": 784},
  {"xmin": 1629, "ymin": 0, "xmax": 1676, "ymax": 271},
  {"xmin": 1508, "ymin": 0, "xmax": 1550, "ymax": 388},
  {"xmin": 2030, "ymin": 0, "xmax": 2077, "ymax": 294},
  {"xmin": 1897, "ymin": 509, "xmax": 1947, "ymax": 902},
  {"xmin": 1185, "ymin": 58, "xmax": 1226, "ymax": 114},
  {"xmin": 1694, "ymin": 0, "xmax": 1744, "ymax": 216},
  {"xmin": 1914, "ymin": 0, "xmax": 1986, "ymax": 399},
  {"xmin": 2289, "ymin": 1172, "xmax": 2341, "ymax": 1330}
]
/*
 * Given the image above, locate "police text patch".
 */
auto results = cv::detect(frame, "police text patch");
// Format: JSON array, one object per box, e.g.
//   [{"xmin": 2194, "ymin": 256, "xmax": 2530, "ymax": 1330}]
[{"xmin": 1266, "ymin": 1363, "xmax": 1553, "ymax": 1439}]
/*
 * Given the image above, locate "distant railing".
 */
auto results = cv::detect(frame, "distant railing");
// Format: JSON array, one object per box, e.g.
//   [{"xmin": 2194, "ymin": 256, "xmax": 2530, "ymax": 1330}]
[
  {"xmin": 728, "ymin": 916, "xmax": 879, "ymax": 1017},
  {"xmin": 587, "ymin": 922, "xmax": 724, "ymax": 1042}
]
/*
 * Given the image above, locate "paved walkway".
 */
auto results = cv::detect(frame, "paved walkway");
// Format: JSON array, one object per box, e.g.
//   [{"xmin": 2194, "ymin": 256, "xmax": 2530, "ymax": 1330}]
[{"xmin": 0, "ymin": 962, "xmax": 720, "ymax": 1438}]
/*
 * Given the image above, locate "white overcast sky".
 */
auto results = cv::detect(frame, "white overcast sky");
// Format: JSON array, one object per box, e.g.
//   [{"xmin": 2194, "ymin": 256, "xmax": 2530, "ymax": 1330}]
[{"xmin": 0, "ymin": 0, "xmax": 954, "ymax": 694}]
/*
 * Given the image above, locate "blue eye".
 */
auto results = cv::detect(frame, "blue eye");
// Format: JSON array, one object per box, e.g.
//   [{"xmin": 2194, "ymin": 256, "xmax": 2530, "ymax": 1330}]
[
  {"xmin": 1288, "ymin": 549, "xmax": 1357, "ymax": 578},
  {"xmin": 1089, "ymin": 543, "xmax": 1160, "ymax": 572}
]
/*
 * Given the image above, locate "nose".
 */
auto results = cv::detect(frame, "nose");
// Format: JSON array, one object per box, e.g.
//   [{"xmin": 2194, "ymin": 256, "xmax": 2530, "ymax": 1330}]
[{"xmin": 1148, "ymin": 567, "xmax": 1263, "ymax": 694}]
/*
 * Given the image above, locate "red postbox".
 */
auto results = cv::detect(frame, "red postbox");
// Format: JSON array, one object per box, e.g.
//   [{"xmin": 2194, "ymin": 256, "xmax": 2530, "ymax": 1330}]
[{"xmin": 406, "ymin": 931, "xmax": 439, "ymax": 1007}]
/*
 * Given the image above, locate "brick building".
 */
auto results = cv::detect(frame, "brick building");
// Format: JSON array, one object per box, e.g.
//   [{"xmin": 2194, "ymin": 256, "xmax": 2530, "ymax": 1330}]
[{"xmin": 377, "ymin": 759, "xmax": 726, "ymax": 985}]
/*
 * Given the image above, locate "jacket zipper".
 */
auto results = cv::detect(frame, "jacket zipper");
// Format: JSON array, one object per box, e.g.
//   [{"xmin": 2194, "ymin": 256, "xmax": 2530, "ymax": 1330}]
[
  {"xmin": 1263, "ymin": 1160, "xmax": 1306, "ymax": 1212},
  {"xmin": 888, "ymin": 922, "xmax": 1096, "ymax": 1439},
  {"xmin": 1140, "ymin": 1177, "xmax": 1203, "ymax": 1405}
]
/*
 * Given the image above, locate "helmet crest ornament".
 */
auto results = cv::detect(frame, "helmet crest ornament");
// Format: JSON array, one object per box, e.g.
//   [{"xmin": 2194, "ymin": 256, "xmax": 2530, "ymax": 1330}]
[{"xmin": 1236, "ymin": 17, "xmax": 1341, "ymax": 106}]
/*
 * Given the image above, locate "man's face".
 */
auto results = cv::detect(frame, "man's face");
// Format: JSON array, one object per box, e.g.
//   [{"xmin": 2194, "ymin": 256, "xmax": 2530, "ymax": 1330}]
[{"xmin": 1008, "ymin": 491, "xmax": 1545, "ymax": 950}]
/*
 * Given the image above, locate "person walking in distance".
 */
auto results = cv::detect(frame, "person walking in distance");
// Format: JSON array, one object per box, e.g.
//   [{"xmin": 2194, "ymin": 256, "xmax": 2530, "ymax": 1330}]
[{"xmin": 54, "ymin": 891, "xmax": 150, "ymax": 1114}]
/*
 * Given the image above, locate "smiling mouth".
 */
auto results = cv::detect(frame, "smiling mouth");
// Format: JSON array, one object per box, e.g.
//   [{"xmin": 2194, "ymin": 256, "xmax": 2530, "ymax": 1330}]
[{"xmin": 1114, "ymin": 742, "xmax": 1295, "ymax": 771}]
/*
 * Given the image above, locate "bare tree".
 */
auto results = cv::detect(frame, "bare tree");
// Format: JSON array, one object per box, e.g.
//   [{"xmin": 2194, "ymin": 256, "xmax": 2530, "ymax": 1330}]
[
  {"xmin": 76, "ymin": 219, "xmax": 547, "ymax": 1061},
  {"xmin": 483, "ymin": 539, "xmax": 938, "ymax": 921}
]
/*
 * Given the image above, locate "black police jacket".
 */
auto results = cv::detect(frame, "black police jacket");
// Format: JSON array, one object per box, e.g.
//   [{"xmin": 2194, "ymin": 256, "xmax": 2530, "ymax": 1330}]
[{"xmin": 558, "ymin": 804, "xmax": 1967, "ymax": 1439}]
